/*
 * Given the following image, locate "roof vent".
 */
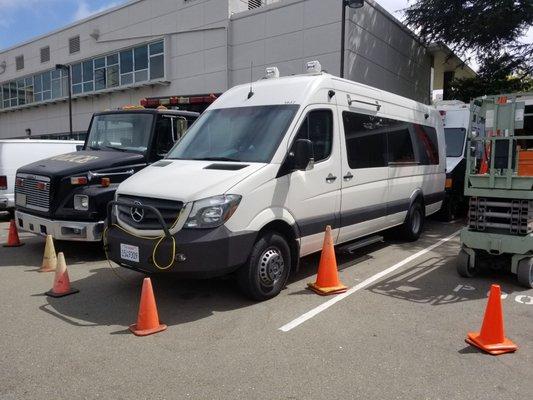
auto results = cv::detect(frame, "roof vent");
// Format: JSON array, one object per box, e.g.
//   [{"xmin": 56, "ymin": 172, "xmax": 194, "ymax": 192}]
[
  {"xmin": 69, "ymin": 36, "xmax": 80, "ymax": 54},
  {"xmin": 306, "ymin": 60, "xmax": 322, "ymax": 74},
  {"xmin": 248, "ymin": 0, "xmax": 262, "ymax": 9},
  {"xmin": 265, "ymin": 67, "xmax": 280, "ymax": 79},
  {"xmin": 40, "ymin": 46, "xmax": 50, "ymax": 63},
  {"xmin": 15, "ymin": 55, "xmax": 24, "ymax": 70}
]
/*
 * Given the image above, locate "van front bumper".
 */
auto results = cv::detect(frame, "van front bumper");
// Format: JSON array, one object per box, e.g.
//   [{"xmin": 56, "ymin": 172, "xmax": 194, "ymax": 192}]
[
  {"xmin": 105, "ymin": 224, "xmax": 256, "ymax": 277},
  {"xmin": 15, "ymin": 210, "xmax": 104, "ymax": 241}
]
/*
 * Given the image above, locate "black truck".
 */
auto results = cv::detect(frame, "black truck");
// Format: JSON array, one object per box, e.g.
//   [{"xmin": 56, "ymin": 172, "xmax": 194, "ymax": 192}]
[{"xmin": 14, "ymin": 107, "xmax": 198, "ymax": 241}]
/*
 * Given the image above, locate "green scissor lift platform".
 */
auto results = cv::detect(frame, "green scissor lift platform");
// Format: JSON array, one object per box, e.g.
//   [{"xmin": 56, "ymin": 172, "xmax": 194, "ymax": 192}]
[{"xmin": 458, "ymin": 92, "xmax": 533, "ymax": 288}]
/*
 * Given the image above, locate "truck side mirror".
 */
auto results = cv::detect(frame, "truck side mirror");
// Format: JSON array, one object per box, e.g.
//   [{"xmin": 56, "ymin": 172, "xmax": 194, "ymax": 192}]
[{"xmin": 292, "ymin": 139, "xmax": 314, "ymax": 170}]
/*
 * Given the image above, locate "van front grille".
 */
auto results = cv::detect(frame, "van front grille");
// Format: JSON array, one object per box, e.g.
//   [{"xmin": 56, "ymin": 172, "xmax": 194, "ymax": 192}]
[
  {"xmin": 116, "ymin": 195, "xmax": 183, "ymax": 230},
  {"xmin": 15, "ymin": 174, "xmax": 51, "ymax": 212}
]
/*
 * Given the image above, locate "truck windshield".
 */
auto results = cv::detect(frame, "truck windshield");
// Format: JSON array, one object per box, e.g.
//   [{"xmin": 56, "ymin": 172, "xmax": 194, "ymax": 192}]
[
  {"xmin": 166, "ymin": 105, "xmax": 299, "ymax": 163},
  {"xmin": 445, "ymin": 128, "xmax": 466, "ymax": 157},
  {"xmin": 86, "ymin": 113, "xmax": 154, "ymax": 152}
]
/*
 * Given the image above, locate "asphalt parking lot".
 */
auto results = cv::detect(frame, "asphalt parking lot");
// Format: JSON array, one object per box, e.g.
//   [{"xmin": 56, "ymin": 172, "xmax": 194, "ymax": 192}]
[{"xmin": 0, "ymin": 213, "xmax": 531, "ymax": 400}]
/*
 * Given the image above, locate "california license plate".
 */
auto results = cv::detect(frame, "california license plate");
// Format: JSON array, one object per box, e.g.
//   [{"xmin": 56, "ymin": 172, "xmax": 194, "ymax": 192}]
[
  {"xmin": 15, "ymin": 193, "xmax": 27, "ymax": 207},
  {"xmin": 120, "ymin": 243, "xmax": 139, "ymax": 263}
]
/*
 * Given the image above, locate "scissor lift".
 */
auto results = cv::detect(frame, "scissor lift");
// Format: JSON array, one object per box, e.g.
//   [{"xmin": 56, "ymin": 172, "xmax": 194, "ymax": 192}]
[{"xmin": 458, "ymin": 93, "xmax": 533, "ymax": 288}]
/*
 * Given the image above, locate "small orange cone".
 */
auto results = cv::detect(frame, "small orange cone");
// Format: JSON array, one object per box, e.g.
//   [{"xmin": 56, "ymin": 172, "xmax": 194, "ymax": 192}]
[
  {"xmin": 3, "ymin": 220, "xmax": 24, "ymax": 247},
  {"xmin": 130, "ymin": 278, "xmax": 167, "ymax": 336},
  {"xmin": 45, "ymin": 252, "xmax": 79, "ymax": 298},
  {"xmin": 308, "ymin": 225, "xmax": 348, "ymax": 296},
  {"xmin": 465, "ymin": 284, "xmax": 518, "ymax": 355},
  {"xmin": 39, "ymin": 235, "xmax": 57, "ymax": 272}
]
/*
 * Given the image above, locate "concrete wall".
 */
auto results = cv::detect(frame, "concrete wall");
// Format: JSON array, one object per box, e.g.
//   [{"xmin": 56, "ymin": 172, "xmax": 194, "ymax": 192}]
[{"xmin": 229, "ymin": 0, "xmax": 432, "ymax": 103}]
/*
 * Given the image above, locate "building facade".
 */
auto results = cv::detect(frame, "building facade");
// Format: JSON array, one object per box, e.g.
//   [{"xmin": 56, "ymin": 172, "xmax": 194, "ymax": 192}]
[{"xmin": 0, "ymin": 0, "xmax": 437, "ymax": 139}]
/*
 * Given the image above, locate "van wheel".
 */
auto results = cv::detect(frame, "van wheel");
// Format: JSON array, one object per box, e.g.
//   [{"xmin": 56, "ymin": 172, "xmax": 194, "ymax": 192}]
[
  {"xmin": 237, "ymin": 232, "xmax": 291, "ymax": 301},
  {"xmin": 400, "ymin": 201, "xmax": 424, "ymax": 241},
  {"xmin": 517, "ymin": 258, "xmax": 533, "ymax": 289}
]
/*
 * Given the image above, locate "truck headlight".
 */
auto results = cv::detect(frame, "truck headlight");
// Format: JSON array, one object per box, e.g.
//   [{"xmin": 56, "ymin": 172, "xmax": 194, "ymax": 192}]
[
  {"xmin": 184, "ymin": 195, "xmax": 241, "ymax": 229},
  {"xmin": 74, "ymin": 195, "xmax": 89, "ymax": 211}
]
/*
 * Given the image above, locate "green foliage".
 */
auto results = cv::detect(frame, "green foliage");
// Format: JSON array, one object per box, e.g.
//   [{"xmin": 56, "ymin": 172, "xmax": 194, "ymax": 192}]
[{"xmin": 404, "ymin": 0, "xmax": 533, "ymax": 98}]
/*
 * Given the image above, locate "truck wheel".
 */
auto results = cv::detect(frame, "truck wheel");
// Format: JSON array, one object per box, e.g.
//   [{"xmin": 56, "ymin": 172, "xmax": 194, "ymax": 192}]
[
  {"xmin": 517, "ymin": 258, "xmax": 533, "ymax": 289},
  {"xmin": 457, "ymin": 249, "xmax": 476, "ymax": 278},
  {"xmin": 400, "ymin": 201, "xmax": 424, "ymax": 241},
  {"xmin": 237, "ymin": 232, "xmax": 291, "ymax": 301}
]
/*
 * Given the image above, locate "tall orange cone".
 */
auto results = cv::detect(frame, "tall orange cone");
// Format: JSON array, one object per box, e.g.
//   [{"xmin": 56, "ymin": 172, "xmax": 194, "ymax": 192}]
[
  {"xmin": 129, "ymin": 278, "xmax": 167, "ymax": 336},
  {"xmin": 465, "ymin": 284, "xmax": 518, "ymax": 355},
  {"xmin": 39, "ymin": 235, "xmax": 57, "ymax": 272},
  {"xmin": 3, "ymin": 220, "xmax": 24, "ymax": 247},
  {"xmin": 45, "ymin": 252, "xmax": 79, "ymax": 298},
  {"xmin": 307, "ymin": 225, "xmax": 348, "ymax": 295}
]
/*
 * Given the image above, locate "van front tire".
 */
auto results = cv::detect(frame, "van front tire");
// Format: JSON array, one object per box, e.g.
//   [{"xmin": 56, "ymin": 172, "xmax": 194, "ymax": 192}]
[
  {"xmin": 237, "ymin": 232, "xmax": 291, "ymax": 301},
  {"xmin": 400, "ymin": 201, "xmax": 424, "ymax": 241}
]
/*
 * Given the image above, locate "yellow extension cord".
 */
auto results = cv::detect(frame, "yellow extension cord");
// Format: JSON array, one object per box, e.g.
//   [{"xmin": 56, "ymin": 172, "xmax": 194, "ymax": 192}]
[{"xmin": 103, "ymin": 217, "xmax": 178, "ymax": 271}]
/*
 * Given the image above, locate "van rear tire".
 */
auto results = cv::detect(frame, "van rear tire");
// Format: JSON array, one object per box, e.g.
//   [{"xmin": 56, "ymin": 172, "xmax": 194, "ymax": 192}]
[
  {"xmin": 237, "ymin": 232, "xmax": 291, "ymax": 301},
  {"xmin": 399, "ymin": 201, "xmax": 424, "ymax": 241}
]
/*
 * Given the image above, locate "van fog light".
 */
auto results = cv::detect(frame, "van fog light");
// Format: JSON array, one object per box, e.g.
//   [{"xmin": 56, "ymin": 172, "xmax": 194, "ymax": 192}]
[
  {"xmin": 74, "ymin": 195, "xmax": 89, "ymax": 211},
  {"xmin": 175, "ymin": 253, "xmax": 187, "ymax": 262}
]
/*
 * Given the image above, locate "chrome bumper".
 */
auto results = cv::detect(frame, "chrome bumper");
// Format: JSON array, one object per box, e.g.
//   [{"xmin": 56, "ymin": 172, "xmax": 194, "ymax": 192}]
[{"xmin": 15, "ymin": 210, "xmax": 104, "ymax": 242}]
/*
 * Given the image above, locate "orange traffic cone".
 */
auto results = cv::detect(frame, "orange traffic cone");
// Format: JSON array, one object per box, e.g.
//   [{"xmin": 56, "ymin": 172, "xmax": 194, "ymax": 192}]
[
  {"xmin": 308, "ymin": 225, "xmax": 348, "ymax": 296},
  {"xmin": 129, "ymin": 278, "xmax": 167, "ymax": 336},
  {"xmin": 45, "ymin": 252, "xmax": 79, "ymax": 298},
  {"xmin": 39, "ymin": 235, "xmax": 57, "ymax": 272},
  {"xmin": 3, "ymin": 220, "xmax": 24, "ymax": 247},
  {"xmin": 465, "ymin": 284, "xmax": 518, "ymax": 355}
]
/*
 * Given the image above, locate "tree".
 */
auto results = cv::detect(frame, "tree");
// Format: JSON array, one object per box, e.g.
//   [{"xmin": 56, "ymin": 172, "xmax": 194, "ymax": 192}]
[{"xmin": 404, "ymin": 0, "xmax": 533, "ymax": 98}]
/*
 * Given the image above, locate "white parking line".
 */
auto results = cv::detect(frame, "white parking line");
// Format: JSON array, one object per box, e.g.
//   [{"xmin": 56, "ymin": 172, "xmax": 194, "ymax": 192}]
[{"xmin": 279, "ymin": 230, "xmax": 461, "ymax": 332}]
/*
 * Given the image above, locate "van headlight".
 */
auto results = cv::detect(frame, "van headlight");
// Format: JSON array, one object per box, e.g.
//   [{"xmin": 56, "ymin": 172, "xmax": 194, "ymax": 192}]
[
  {"xmin": 184, "ymin": 195, "xmax": 241, "ymax": 229},
  {"xmin": 74, "ymin": 195, "xmax": 89, "ymax": 211}
]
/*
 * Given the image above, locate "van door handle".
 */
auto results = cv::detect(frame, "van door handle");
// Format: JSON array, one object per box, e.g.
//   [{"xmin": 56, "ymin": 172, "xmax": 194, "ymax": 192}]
[
  {"xmin": 343, "ymin": 172, "xmax": 354, "ymax": 181},
  {"xmin": 325, "ymin": 173, "xmax": 337, "ymax": 183}
]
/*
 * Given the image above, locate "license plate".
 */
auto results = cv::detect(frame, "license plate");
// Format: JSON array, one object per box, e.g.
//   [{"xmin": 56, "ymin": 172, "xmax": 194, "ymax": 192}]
[
  {"xmin": 16, "ymin": 193, "xmax": 27, "ymax": 207},
  {"xmin": 120, "ymin": 243, "xmax": 139, "ymax": 263}
]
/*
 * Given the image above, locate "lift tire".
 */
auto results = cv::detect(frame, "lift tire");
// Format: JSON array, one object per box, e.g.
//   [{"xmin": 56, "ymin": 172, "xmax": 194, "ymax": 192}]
[
  {"xmin": 457, "ymin": 249, "xmax": 476, "ymax": 278},
  {"xmin": 517, "ymin": 258, "xmax": 533, "ymax": 289}
]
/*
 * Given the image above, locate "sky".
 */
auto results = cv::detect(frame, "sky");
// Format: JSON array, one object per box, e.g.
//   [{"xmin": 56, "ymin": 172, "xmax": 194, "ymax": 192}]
[{"xmin": 0, "ymin": 0, "xmax": 531, "ymax": 52}]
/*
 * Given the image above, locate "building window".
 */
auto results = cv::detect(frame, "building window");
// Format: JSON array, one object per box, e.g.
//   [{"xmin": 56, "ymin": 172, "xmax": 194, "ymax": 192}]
[
  {"xmin": 15, "ymin": 55, "xmax": 24, "ymax": 71},
  {"xmin": 40, "ymin": 47, "xmax": 50, "ymax": 63},
  {"xmin": 69, "ymin": 36, "xmax": 80, "ymax": 54},
  {"xmin": 0, "ymin": 40, "xmax": 165, "ymax": 111}
]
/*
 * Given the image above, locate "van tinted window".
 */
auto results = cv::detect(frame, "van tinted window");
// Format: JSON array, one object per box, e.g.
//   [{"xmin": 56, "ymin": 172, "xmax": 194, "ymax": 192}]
[
  {"xmin": 388, "ymin": 127, "xmax": 415, "ymax": 163},
  {"xmin": 342, "ymin": 112, "xmax": 387, "ymax": 168},
  {"xmin": 294, "ymin": 110, "xmax": 333, "ymax": 162},
  {"xmin": 414, "ymin": 125, "xmax": 439, "ymax": 165}
]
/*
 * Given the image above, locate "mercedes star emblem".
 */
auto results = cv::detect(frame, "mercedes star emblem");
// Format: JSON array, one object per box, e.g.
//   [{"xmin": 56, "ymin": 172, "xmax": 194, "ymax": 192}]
[{"xmin": 130, "ymin": 201, "xmax": 145, "ymax": 223}]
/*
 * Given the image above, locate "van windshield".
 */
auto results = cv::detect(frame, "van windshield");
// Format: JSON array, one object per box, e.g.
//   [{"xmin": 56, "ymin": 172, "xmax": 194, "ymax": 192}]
[
  {"xmin": 86, "ymin": 113, "xmax": 154, "ymax": 153},
  {"xmin": 166, "ymin": 105, "xmax": 299, "ymax": 163},
  {"xmin": 444, "ymin": 128, "xmax": 466, "ymax": 157}
]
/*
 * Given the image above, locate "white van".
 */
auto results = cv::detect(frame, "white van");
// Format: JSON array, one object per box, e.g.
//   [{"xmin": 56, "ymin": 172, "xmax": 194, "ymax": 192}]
[
  {"xmin": 105, "ymin": 62, "xmax": 445, "ymax": 300},
  {"xmin": 0, "ymin": 139, "xmax": 83, "ymax": 213}
]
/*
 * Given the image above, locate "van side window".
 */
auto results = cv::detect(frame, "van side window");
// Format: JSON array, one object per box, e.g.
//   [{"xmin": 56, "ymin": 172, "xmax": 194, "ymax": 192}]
[
  {"xmin": 294, "ymin": 110, "xmax": 333, "ymax": 163},
  {"xmin": 413, "ymin": 124, "xmax": 439, "ymax": 165},
  {"xmin": 342, "ymin": 112, "xmax": 387, "ymax": 169},
  {"xmin": 388, "ymin": 127, "xmax": 415, "ymax": 163}
]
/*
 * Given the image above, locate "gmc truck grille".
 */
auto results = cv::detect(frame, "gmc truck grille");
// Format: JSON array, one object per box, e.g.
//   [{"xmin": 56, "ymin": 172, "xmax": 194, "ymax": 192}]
[
  {"xmin": 468, "ymin": 197, "xmax": 533, "ymax": 235},
  {"xmin": 15, "ymin": 174, "xmax": 51, "ymax": 212},
  {"xmin": 116, "ymin": 195, "xmax": 183, "ymax": 230}
]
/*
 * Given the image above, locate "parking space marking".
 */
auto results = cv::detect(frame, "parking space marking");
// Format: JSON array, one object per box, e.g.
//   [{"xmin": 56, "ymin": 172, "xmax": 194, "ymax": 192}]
[{"xmin": 279, "ymin": 230, "xmax": 461, "ymax": 332}]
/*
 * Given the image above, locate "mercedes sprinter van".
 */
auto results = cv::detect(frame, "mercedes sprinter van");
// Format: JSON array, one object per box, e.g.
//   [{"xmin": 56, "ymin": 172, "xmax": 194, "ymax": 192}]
[{"xmin": 105, "ymin": 61, "xmax": 446, "ymax": 301}]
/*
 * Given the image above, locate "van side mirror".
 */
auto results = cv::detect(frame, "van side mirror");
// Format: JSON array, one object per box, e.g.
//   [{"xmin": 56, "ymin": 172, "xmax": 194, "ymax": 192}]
[{"xmin": 292, "ymin": 139, "xmax": 314, "ymax": 170}]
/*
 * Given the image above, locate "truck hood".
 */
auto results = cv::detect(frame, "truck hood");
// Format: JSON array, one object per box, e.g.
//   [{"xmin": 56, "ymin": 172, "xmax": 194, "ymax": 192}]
[
  {"xmin": 17, "ymin": 150, "xmax": 145, "ymax": 177},
  {"xmin": 117, "ymin": 160, "xmax": 267, "ymax": 203}
]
